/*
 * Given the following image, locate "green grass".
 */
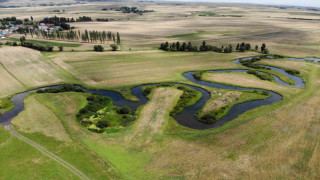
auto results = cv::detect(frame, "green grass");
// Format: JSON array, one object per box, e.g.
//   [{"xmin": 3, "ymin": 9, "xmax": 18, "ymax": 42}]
[
  {"xmin": 167, "ymin": 30, "xmax": 233, "ymax": 39},
  {"xmin": 12, "ymin": 93, "xmax": 120, "ymax": 179},
  {"xmin": 10, "ymin": 38, "xmax": 82, "ymax": 47},
  {"xmin": 0, "ymin": 127, "xmax": 78, "ymax": 179},
  {"xmin": 0, "ymin": 98, "xmax": 13, "ymax": 115}
]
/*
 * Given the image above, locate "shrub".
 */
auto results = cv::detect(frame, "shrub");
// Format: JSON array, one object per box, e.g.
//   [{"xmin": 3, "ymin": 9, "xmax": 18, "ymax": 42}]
[
  {"xmin": 12, "ymin": 42, "xmax": 18, "ymax": 46},
  {"xmin": 200, "ymin": 114, "xmax": 218, "ymax": 123},
  {"xmin": 143, "ymin": 87, "xmax": 153, "ymax": 96},
  {"xmin": 285, "ymin": 69, "xmax": 300, "ymax": 75},
  {"xmin": 46, "ymin": 45, "xmax": 53, "ymax": 52},
  {"xmin": 59, "ymin": 46, "xmax": 64, "ymax": 51},
  {"xmin": 96, "ymin": 120, "xmax": 109, "ymax": 128},
  {"xmin": 117, "ymin": 106, "xmax": 130, "ymax": 114},
  {"xmin": 110, "ymin": 44, "xmax": 119, "ymax": 51},
  {"xmin": 94, "ymin": 45, "xmax": 104, "ymax": 52},
  {"xmin": 193, "ymin": 71, "xmax": 203, "ymax": 80}
]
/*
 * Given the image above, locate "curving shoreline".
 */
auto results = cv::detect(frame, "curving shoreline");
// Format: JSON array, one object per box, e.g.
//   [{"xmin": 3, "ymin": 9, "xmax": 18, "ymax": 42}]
[{"xmin": 0, "ymin": 56, "xmax": 307, "ymax": 129}]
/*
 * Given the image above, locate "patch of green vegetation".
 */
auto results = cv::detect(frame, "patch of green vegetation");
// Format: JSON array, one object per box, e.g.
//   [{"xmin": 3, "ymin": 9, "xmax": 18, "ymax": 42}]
[
  {"xmin": 0, "ymin": 127, "xmax": 77, "ymax": 179},
  {"xmin": 193, "ymin": 70, "xmax": 204, "ymax": 80},
  {"xmin": 192, "ymin": 11, "xmax": 242, "ymax": 17},
  {"xmin": 0, "ymin": 98, "xmax": 13, "ymax": 115},
  {"xmin": 167, "ymin": 30, "xmax": 232, "ymax": 39},
  {"xmin": 10, "ymin": 38, "xmax": 82, "ymax": 47},
  {"xmin": 199, "ymin": 90, "xmax": 270, "ymax": 124},
  {"xmin": 26, "ymin": 93, "xmax": 121, "ymax": 179},
  {"xmin": 77, "ymin": 94, "xmax": 136, "ymax": 133},
  {"xmin": 247, "ymin": 70, "xmax": 273, "ymax": 81}
]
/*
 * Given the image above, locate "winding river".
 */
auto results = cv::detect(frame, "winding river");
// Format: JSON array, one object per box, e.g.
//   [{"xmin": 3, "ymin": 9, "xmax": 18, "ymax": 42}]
[{"xmin": 0, "ymin": 56, "xmax": 313, "ymax": 129}]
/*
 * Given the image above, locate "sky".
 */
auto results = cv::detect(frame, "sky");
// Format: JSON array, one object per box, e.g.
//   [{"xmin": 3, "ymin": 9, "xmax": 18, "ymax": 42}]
[{"xmin": 169, "ymin": 0, "xmax": 320, "ymax": 7}]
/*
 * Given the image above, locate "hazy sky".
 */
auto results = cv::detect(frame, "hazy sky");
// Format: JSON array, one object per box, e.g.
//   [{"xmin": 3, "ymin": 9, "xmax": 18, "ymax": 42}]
[{"xmin": 173, "ymin": 0, "xmax": 320, "ymax": 7}]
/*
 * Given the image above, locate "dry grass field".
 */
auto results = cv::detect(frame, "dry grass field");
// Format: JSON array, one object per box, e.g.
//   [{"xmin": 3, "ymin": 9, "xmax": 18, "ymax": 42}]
[
  {"xmin": 2, "ymin": 2, "xmax": 320, "ymax": 56},
  {"xmin": 0, "ymin": 47, "xmax": 77, "ymax": 98},
  {"xmin": 52, "ymin": 51, "xmax": 258, "ymax": 88},
  {"xmin": 1, "ymin": 1, "xmax": 320, "ymax": 179}
]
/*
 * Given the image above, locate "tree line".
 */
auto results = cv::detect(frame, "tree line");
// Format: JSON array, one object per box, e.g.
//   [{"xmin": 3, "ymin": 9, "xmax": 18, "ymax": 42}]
[
  {"xmin": 160, "ymin": 41, "xmax": 233, "ymax": 53},
  {"xmin": 160, "ymin": 41, "xmax": 269, "ymax": 54},
  {"xmin": 19, "ymin": 36, "xmax": 54, "ymax": 52},
  {"xmin": 24, "ymin": 29, "xmax": 121, "ymax": 44}
]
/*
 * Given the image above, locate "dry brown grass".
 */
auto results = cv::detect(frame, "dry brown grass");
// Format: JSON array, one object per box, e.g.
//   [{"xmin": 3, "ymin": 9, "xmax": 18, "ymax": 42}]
[
  {"xmin": 202, "ymin": 91, "xmax": 241, "ymax": 115},
  {"xmin": 203, "ymin": 72, "xmax": 292, "ymax": 92},
  {"xmin": 0, "ymin": 47, "xmax": 76, "ymax": 97},
  {"xmin": 52, "ymin": 51, "xmax": 258, "ymax": 87}
]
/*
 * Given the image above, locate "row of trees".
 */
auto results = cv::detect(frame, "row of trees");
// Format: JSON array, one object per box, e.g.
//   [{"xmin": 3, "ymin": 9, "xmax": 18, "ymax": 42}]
[
  {"xmin": 160, "ymin": 41, "xmax": 233, "ymax": 53},
  {"xmin": 24, "ymin": 29, "xmax": 121, "ymax": 44},
  {"xmin": 236, "ymin": 42, "xmax": 269, "ymax": 54},
  {"xmin": 19, "ymin": 36, "xmax": 53, "ymax": 52},
  {"xmin": 161, "ymin": 41, "xmax": 269, "ymax": 54}
]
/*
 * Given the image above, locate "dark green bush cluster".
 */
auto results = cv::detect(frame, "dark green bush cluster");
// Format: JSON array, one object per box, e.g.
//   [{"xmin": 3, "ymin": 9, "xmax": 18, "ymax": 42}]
[
  {"xmin": 200, "ymin": 107, "xmax": 227, "ymax": 124},
  {"xmin": 93, "ymin": 45, "xmax": 104, "ymax": 52},
  {"xmin": 37, "ymin": 84, "xmax": 85, "ymax": 93},
  {"xmin": 170, "ymin": 86, "xmax": 199, "ymax": 116},
  {"xmin": 160, "ymin": 41, "xmax": 232, "ymax": 53},
  {"xmin": 285, "ymin": 69, "xmax": 300, "ymax": 75},
  {"xmin": 193, "ymin": 71, "xmax": 204, "ymax": 80},
  {"xmin": 96, "ymin": 120, "xmax": 109, "ymax": 128},
  {"xmin": 143, "ymin": 87, "xmax": 153, "ymax": 96},
  {"xmin": 76, "ymin": 94, "xmax": 112, "ymax": 121},
  {"xmin": 116, "ymin": 106, "xmax": 130, "ymax": 114},
  {"xmin": 247, "ymin": 70, "xmax": 273, "ymax": 81},
  {"xmin": 21, "ymin": 41, "xmax": 53, "ymax": 52},
  {"xmin": 240, "ymin": 58, "xmax": 271, "ymax": 70},
  {"xmin": 236, "ymin": 42, "xmax": 251, "ymax": 52},
  {"xmin": 120, "ymin": 112, "xmax": 137, "ymax": 126}
]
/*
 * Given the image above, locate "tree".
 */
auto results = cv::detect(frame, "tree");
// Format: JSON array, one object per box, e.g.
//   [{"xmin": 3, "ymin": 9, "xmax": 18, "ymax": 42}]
[
  {"xmin": 236, "ymin": 43, "xmax": 240, "ymax": 51},
  {"xmin": 31, "ymin": 16, "xmax": 33, "ymax": 21},
  {"xmin": 261, "ymin": 43, "xmax": 266, "ymax": 52},
  {"xmin": 94, "ymin": 45, "xmax": 104, "ymax": 52},
  {"xmin": 59, "ymin": 46, "xmax": 64, "ymax": 51},
  {"xmin": 262, "ymin": 48, "xmax": 269, "ymax": 54},
  {"xmin": 110, "ymin": 44, "xmax": 119, "ymax": 51},
  {"xmin": 255, "ymin": 45, "xmax": 258, "ymax": 51},
  {"xmin": 116, "ymin": 32, "xmax": 121, "ymax": 44}
]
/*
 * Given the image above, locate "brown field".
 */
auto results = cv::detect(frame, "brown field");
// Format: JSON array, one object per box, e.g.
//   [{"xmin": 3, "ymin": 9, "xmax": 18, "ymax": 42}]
[
  {"xmin": 203, "ymin": 72, "xmax": 293, "ymax": 92},
  {"xmin": 0, "ymin": 46, "xmax": 76, "ymax": 98},
  {"xmin": 1, "ymin": 2, "xmax": 320, "ymax": 56}
]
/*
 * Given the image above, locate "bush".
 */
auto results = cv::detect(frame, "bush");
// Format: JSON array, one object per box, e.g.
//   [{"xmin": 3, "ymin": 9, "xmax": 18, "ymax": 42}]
[
  {"xmin": 37, "ymin": 84, "xmax": 85, "ymax": 93},
  {"xmin": 46, "ymin": 45, "xmax": 53, "ymax": 52},
  {"xmin": 193, "ymin": 71, "xmax": 203, "ymax": 80},
  {"xmin": 12, "ymin": 42, "xmax": 18, "ymax": 46},
  {"xmin": 247, "ymin": 70, "xmax": 273, "ymax": 81},
  {"xmin": 200, "ymin": 114, "xmax": 218, "ymax": 123},
  {"xmin": 143, "ymin": 87, "xmax": 153, "ymax": 96},
  {"xmin": 110, "ymin": 44, "xmax": 119, "ymax": 51},
  {"xmin": 94, "ymin": 45, "xmax": 104, "ymax": 52},
  {"xmin": 96, "ymin": 120, "xmax": 109, "ymax": 128},
  {"xmin": 285, "ymin": 69, "xmax": 300, "ymax": 75},
  {"xmin": 117, "ymin": 106, "xmax": 130, "ymax": 114},
  {"xmin": 59, "ymin": 46, "xmax": 63, "ymax": 51}
]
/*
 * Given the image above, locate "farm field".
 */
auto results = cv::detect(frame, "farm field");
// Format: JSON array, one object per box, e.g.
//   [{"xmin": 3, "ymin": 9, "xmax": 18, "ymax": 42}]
[{"xmin": 0, "ymin": 0, "xmax": 320, "ymax": 179}]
